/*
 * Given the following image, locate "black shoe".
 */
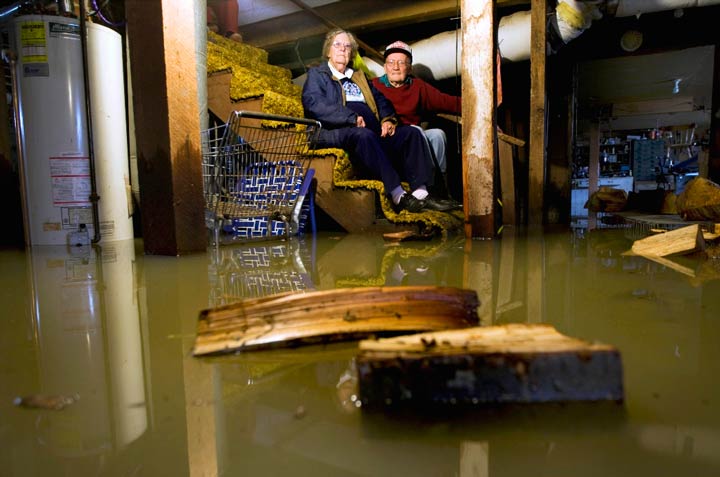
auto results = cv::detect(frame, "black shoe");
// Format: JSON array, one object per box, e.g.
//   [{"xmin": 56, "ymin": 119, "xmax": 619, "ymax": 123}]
[
  {"xmin": 394, "ymin": 193, "xmax": 426, "ymax": 213},
  {"xmin": 423, "ymin": 194, "xmax": 462, "ymax": 212}
]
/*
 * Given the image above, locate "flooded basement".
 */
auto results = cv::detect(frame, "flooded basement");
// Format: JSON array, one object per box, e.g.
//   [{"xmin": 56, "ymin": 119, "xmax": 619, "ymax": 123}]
[{"xmin": 1, "ymin": 226, "xmax": 719, "ymax": 476}]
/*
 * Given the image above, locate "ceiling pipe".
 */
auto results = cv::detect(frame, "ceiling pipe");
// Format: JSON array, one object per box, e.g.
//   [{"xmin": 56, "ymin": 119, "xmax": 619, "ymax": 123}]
[{"xmin": 362, "ymin": 0, "xmax": 720, "ymax": 81}]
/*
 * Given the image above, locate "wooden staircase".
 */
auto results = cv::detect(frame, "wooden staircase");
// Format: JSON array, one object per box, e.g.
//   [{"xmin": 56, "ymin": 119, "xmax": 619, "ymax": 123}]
[{"xmin": 207, "ymin": 36, "xmax": 415, "ymax": 233}]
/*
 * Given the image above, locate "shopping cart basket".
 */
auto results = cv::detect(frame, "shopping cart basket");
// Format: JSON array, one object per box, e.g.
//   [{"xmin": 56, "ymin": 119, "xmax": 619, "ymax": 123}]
[{"xmin": 201, "ymin": 111, "xmax": 321, "ymax": 243}]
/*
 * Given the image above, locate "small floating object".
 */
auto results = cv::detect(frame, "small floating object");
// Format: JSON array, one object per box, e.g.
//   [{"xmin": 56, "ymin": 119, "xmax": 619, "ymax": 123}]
[
  {"xmin": 193, "ymin": 286, "xmax": 480, "ymax": 356},
  {"xmin": 14, "ymin": 393, "xmax": 79, "ymax": 410},
  {"xmin": 356, "ymin": 323, "xmax": 624, "ymax": 408},
  {"xmin": 382, "ymin": 230, "xmax": 434, "ymax": 242}
]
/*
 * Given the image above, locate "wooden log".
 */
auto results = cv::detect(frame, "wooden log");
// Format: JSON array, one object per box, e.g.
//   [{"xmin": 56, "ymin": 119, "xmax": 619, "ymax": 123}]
[
  {"xmin": 193, "ymin": 286, "xmax": 480, "ymax": 356},
  {"xmin": 631, "ymin": 224, "xmax": 705, "ymax": 257},
  {"xmin": 356, "ymin": 323, "xmax": 623, "ymax": 407}
]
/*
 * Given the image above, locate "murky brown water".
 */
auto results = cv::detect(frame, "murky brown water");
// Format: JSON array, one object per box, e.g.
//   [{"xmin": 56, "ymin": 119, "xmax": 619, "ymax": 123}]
[{"xmin": 2, "ymin": 226, "xmax": 719, "ymax": 476}]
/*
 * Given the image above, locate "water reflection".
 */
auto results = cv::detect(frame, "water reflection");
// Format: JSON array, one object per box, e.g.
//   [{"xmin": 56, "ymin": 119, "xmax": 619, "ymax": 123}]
[
  {"xmin": 3, "ymin": 240, "xmax": 146, "ymax": 474},
  {"xmin": 2, "ymin": 228, "xmax": 720, "ymax": 476}
]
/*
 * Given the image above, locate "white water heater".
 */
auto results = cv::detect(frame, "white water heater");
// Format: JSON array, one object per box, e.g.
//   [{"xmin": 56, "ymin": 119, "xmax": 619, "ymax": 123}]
[{"xmin": 9, "ymin": 14, "xmax": 133, "ymax": 245}]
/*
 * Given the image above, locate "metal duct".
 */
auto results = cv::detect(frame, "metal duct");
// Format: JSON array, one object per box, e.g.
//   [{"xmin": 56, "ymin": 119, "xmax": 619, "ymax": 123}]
[{"xmin": 363, "ymin": 0, "xmax": 720, "ymax": 80}]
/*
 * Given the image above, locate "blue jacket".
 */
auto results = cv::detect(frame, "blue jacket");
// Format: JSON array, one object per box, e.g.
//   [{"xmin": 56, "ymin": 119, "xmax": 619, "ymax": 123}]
[{"xmin": 301, "ymin": 62, "xmax": 396, "ymax": 131}]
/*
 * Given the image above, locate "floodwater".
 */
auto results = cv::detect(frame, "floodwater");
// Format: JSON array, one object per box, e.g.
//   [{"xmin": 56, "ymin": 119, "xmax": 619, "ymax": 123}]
[{"xmin": 1, "ymin": 226, "xmax": 719, "ymax": 477}]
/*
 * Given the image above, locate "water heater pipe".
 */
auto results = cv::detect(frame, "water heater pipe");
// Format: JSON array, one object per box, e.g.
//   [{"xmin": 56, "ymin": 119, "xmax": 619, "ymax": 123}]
[
  {"xmin": 2, "ymin": 50, "xmax": 32, "ymax": 245},
  {"xmin": 79, "ymin": 0, "xmax": 102, "ymax": 243}
]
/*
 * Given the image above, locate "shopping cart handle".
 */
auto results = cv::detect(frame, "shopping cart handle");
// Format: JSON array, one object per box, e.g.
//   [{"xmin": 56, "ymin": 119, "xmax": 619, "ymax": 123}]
[{"xmin": 228, "ymin": 110, "xmax": 321, "ymax": 129}]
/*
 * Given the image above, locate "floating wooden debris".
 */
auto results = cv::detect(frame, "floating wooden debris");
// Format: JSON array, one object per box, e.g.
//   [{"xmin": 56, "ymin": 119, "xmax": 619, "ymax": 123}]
[
  {"xmin": 193, "ymin": 286, "xmax": 480, "ymax": 356},
  {"xmin": 14, "ymin": 394, "xmax": 79, "ymax": 411},
  {"xmin": 356, "ymin": 324, "xmax": 623, "ymax": 407},
  {"xmin": 631, "ymin": 224, "xmax": 705, "ymax": 257},
  {"xmin": 638, "ymin": 254, "xmax": 697, "ymax": 278}
]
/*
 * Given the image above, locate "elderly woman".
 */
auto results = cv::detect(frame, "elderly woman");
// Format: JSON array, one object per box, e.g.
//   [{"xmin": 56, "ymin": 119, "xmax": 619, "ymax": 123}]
[{"xmin": 301, "ymin": 29, "xmax": 455, "ymax": 213}]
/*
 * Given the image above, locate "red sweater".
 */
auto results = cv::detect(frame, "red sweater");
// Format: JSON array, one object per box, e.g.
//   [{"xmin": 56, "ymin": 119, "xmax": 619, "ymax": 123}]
[{"xmin": 372, "ymin": 75, "xmax": 461, "ymax": 126}]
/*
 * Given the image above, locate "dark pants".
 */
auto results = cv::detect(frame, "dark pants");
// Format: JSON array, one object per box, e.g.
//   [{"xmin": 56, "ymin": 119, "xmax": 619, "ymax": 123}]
[{"xmin": 317, "ymin": 125, "xmax": 433, "ymax": 194}]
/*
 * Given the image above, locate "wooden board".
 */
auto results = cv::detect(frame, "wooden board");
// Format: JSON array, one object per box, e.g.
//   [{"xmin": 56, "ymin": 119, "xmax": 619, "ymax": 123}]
[
  {"xmin": 631, "ymin": 224, "xmax": 705, "ymax": 257},
  {"xmin": 356, "ymin": 323, "xmax": 624, "ymax": 407},
  {"xmin": 207, "ymin": 70, "xmax": 264, "ymax": 121},
  {"xmin": 193, "ymin": 286, "xmax": 480, "ymax": 356},
  {"xmin": 311, "ymin": 154, "xmax": 377, "ymax": 232},
  {"xmin": 613, "ymin": 96, "xmax": 694, "ymax": 117},
  {"xmin": 498, "ymin": 138, "xmax": 516, "ymax": 225}
]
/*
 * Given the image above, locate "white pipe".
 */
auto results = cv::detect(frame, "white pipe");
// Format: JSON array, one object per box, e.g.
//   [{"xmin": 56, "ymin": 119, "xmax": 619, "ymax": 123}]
[
  {"xmin": 363, "ymin": 0, "xmax": 720, "ymax": 80},
  {"xmin": 498, "ymin": 10, "xmax": 532, "ymax": 63},
  {"xmin": 363, "ymin": 30, "xmax": 462, "ymax": 80},
  {"xmin": 616, "ymin": 0, "xmax": 720, "ymax": 17}
]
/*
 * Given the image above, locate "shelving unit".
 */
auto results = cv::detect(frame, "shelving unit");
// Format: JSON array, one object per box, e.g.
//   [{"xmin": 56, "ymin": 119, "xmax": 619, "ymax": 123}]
[
  {"xmin": 599, "ymin": 140, "xmax": 631, "ymax": 177},
  {"xmin": 572, "ymin": 135, "xmax": 633, "ymax": 180}
]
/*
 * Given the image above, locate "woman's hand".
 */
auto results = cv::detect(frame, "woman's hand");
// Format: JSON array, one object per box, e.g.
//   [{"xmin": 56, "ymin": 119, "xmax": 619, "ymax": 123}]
[
  {"xmin": 356, "ymin": 116, "xmax": 366, "ymax": 128},
  {"xmin": 381, "ymin": 121, "xmax": 395, "ymax": 137}
]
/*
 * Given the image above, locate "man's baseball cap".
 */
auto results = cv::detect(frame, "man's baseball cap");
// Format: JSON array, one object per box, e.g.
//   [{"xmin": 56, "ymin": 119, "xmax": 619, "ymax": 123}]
[{"xmin": 384, "ymin": 41, "xmax": 412, "ymax": 60}]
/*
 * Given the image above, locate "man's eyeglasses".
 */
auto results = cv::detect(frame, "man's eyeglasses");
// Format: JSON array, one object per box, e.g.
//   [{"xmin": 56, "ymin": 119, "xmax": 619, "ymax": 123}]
[
  {"xmin": 386, "ymin": 59, "xmax": 409, "ymax": 67},
  {"xmin": 332, "ymin": 41, "xmax": 352, "ymax": 50}
]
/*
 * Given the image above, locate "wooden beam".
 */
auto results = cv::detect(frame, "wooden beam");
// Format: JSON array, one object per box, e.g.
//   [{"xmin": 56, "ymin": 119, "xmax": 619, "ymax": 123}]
[
  {"xmin": 125, "ymin": 0, "xmax": 205, "ymax": 255},
  {"xmin": 461, "ymin": 0, "xmax": 495, "ymax": 238},
  {"xmin": 241, "ymin": 0, "xmax": 461, "ymax": 50},
  {"xmin": 284, "ymin": 0, "xmax": 385, "ymax": 63},
  {"xmin": 709, "ymin": 37, "xmax": 720, "ymax": 183},
  {"xmin": 528, "ymin": 0, "xmax": 546, "ymax": 225},
  {"xmin": 588, "ymin": 122, "xmax": 600, "ymax": 229}
]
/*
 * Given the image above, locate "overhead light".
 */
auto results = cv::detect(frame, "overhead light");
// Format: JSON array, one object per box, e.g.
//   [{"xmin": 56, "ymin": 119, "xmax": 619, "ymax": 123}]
[
  {"xmin": 673, "ymin": 78, "xmax": 682, "ymax": 94},
  {"xmin": 620, "ymin": 30, "xmax": 643, "ymax": 52}
]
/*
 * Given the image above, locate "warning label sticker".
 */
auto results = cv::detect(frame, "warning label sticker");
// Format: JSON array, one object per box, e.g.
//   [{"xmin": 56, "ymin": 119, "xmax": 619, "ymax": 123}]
[
  {"xmin": 20, "ymin": 21, "xmax": 47, "ymax": 63},
  {"xmin": 49, "ymin": 156, "xmax": 91, "ymax": 206}
]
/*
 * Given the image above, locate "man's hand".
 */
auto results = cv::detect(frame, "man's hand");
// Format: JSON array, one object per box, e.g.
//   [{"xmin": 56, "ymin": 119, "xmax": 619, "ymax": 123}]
[
  {"xmin": 381, "ymin": 121, "xmax": 395, "ymax": 137},
  {"xmin": 356, "ymin": 116, "xmax": 366, "ymax": 128}
]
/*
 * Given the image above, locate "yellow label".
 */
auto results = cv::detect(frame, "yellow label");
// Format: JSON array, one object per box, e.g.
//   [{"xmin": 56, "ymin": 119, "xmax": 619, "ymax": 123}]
[{"xmin": 20, "ymin": 21, "xmax": 48, "ymax": 63}]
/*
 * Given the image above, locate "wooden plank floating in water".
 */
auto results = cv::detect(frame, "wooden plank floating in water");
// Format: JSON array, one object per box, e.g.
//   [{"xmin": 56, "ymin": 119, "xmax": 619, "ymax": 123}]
[
  {"xmin": 193, "ymin": 286, "xmax": 480, "ymax": 356},
  {"xmin": 356, "ymin": 324, "xmax": 623, "ymax": 407},
  {"xmin": 631, "ymin": 224, "xmax": 705, "ymax": 257}
]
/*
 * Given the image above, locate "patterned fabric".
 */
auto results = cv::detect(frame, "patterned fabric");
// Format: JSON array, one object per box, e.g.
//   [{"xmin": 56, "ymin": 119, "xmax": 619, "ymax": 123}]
[
  {"xmin": 221, "ymin": 160, "xmax": 314, "ymax": 239},
  {"xmin": 341, "ymin": 78, "xmax": 365, "ymax": 102}
]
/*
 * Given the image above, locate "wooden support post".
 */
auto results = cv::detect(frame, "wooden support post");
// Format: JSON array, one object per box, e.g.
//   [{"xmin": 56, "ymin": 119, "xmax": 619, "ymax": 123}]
[
  {"xmin": 528, "ymin": 0, "xmax": 547, "ymax": 226},
  {"xmin": 461, "ymin": 0, "xmax": 495, "ymax": 238},
  {"xmin": 526, "ymin": 229, "xmax": 544, "ymax": 323},
  {"xmin": 709, "ymin": 42, "xmax": 720, "ymax": 183},
  {"xmin": 498, "ymin": 132, "xmax": 524, "ymax": 225},
  {"xmin": 588, "ymin": 122, "xmax": 600, "ymax": 229},
  {"xmin": 125, "ymin": 0, "xmax": 206, "ymax": 255}
]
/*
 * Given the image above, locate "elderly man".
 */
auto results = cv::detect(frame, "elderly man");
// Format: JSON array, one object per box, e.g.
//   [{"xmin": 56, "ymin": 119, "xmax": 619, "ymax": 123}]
[{"xmin": 371, "ymin": 41, "xmax": 461, "ymax": 178}]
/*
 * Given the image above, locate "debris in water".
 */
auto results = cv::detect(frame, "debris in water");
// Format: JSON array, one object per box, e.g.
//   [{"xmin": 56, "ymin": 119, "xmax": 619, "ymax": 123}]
[
  {"xmin": 13, "ymin": 393, "xmax": 79, "ymax": 410},
  {"xmin": 357, "ymin": 324, "xmax": 624, "ymax": 408},
  {"xmin": 294, "ymin": 405, "xmax": 306, "ymax": 419}
]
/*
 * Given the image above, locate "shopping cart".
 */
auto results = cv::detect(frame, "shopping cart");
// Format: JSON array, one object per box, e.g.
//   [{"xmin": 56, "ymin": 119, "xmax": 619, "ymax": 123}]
[{"xmin": 201, "ymin": 111, "xmax": 321, "ymax": 243}]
